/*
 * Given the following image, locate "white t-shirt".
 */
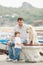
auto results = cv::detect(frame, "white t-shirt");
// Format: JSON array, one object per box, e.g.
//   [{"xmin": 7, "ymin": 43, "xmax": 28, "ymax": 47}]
[
  {"xmin": 14, "ymin": 24, "xmax": 27, "ymax": 40},
  {"xmin": 14, "ymin": 37, "xmax": 22, "ymax": 49}
]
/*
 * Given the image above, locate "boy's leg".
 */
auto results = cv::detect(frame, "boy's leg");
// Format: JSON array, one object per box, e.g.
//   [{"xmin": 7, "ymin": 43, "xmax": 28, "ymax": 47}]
[
  {"xmin": 17, "ymin": 48, "xmax": 21, "ymax": 61},
  {"xmin": 13, "ymin": 48, "xmax": 21, "ymax": 61}
]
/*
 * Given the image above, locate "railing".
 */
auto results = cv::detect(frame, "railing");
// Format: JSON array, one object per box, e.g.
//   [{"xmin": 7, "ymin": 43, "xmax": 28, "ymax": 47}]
[{"xmin": 35, "ymin": 27, "xmax": 43, "ymax": 43}]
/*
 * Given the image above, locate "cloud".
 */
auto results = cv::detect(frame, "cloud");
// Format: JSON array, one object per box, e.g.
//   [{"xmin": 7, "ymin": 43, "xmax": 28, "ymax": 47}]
[{"xmin": 0, "ymin": 0, "xmax": 43, "ymax": 8}]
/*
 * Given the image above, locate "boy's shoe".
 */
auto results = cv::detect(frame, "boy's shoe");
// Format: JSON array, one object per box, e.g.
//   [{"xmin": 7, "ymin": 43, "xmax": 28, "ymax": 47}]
[
  {"xmin": 12, "ymin": 60, "xmax": 18, "ymax": 63},
  {"xmin": 6, "ymin": 57, "xmax": 13, "ymax": 62}
]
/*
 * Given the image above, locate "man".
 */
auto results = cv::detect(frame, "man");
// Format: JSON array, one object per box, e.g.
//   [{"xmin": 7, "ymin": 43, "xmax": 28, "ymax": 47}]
[
  {"xmin": 14, "ymin": 18, "xmax": 28, "ymax": 44},
  {"xmin": 7, "ymin": 17, "xmax": 28, "ymax": 61}
]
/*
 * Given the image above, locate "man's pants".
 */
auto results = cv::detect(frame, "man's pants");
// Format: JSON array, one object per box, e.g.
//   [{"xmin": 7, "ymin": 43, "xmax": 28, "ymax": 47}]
[{"xmin": 8, "ymin": 43, "xmax": 21, "ymax": 60}]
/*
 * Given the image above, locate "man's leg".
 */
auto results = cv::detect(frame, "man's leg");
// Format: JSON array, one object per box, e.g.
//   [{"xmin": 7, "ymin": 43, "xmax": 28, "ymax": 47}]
[{"xmin": 8, "ymin": 43, "xmax": 14, "ymax": 59}]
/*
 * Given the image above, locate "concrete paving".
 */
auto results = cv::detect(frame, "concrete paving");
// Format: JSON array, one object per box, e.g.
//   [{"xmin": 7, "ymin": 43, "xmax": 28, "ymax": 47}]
[{"xmin": 0, "ymin": 61, "xmax": 43, "ymax": 65}]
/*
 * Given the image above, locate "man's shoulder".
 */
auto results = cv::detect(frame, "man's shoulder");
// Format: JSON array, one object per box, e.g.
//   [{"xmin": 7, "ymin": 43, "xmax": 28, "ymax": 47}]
[
  {"xmin": 23, "ymin": 24, "xmax": 28, "ymax": 29},
  {"xmin": 24, "ymin": 23, "xmax": 27, "ymax": 26},
  {"xmin": 14, "ymin": 25, "xmax": 18, "ymax": 29}
]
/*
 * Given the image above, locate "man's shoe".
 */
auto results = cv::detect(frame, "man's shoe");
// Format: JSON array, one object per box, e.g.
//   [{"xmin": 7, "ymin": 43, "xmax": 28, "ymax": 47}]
[{"xmin": 6, "ymin": 58, "xmax": 13, "ymax": 62}]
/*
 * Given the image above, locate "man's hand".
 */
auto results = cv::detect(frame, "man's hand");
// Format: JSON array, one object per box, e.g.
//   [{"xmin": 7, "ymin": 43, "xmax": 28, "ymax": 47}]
[
  {"xmin": 7, "ymin": 41, "xmax": 11, "ymax": 46},
  {"xmin": 7, "ymin": 36, "xmax": 14, "ymax": 46},
  {"xmin": 7, "ymin": 43, "xmax": 11, "ymax": 46}
]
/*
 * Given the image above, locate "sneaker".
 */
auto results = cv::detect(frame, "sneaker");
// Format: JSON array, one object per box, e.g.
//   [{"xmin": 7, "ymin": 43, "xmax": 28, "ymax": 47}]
[
  {"xmin": 12, "ymin": 60, "xmax": 18, "ymax": 63},
  {"xmin": 6, "ymin": 57, "xmax": 13, "ymax": 62}
]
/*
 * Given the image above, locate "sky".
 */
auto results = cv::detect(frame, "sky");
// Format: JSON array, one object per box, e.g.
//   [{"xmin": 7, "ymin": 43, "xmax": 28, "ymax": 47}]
[{"xmin": 0, "ymin": 0, "xmax": 43, "ymax": 8}]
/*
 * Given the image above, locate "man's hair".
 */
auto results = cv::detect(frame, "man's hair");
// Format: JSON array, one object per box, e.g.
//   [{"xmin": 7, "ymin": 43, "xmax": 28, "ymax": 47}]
[
  {"xmin": 15, "ymin": 31, "xmax": 20, "ymax": 37},
  {"xmin": 17, "ymin": 17, "xmax": 24, "ymax": 21}
]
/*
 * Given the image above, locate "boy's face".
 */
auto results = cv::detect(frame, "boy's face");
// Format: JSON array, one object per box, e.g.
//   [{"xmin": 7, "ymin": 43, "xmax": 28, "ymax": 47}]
[{"xmin": 16, "ymin": 33, "xmax": 20, "ymax": 37}]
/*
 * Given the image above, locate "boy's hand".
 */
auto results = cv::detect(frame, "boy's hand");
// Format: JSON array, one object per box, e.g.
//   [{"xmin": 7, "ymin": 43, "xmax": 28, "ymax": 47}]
[{"xmin": 16, "ymin": 43, "xmax": 23, "ymax": 46}]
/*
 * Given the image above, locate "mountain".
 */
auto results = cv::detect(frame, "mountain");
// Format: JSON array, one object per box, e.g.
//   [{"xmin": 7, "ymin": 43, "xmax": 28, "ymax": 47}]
[{"xmin": 21, "ymin": 2, "xmax": 33, "ymax": 8}]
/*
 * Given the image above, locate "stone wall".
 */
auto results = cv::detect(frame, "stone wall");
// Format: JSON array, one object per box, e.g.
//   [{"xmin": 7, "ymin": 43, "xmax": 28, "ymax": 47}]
[
  {"xmin": 20, "ymin": 46, "xmax": 43, "ymax": 62},
  {"xmin": 0, "ymin": 43, "xmax": 43, "ymax": 62}
]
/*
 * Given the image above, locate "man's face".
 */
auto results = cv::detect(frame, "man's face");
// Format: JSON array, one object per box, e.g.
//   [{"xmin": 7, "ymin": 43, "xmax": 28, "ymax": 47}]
[{"xmin": 18, "ymin": 20, "xmax": 23, "ymax": 27}]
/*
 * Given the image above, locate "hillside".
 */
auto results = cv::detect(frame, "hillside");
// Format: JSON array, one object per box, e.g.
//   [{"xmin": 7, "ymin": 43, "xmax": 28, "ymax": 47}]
[{"xmin": 0, "ymin": 2, "xmax": 43, "ymax": 26}]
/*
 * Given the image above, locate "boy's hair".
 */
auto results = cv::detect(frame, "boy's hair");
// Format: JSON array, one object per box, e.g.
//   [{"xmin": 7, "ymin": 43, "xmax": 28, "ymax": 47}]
[
  {"xmin": 17, "ymin": 17, "xmax": 24, "ymax": 21},
  {"xmin": 15, "ymin": 31, "xmax": 20, "ymax": 37}
]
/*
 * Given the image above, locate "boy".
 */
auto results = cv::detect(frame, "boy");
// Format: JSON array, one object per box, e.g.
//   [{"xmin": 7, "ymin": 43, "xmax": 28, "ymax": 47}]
[{"xmin": 13, "ymin": 31, "xmax": 23, "ymax": 61}]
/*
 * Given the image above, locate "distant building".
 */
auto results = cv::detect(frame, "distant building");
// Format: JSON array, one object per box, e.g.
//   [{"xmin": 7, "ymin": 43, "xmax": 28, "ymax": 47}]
[{"xmin": 33, "ymin": 20, "xmax": 43, "ymax": 26}]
